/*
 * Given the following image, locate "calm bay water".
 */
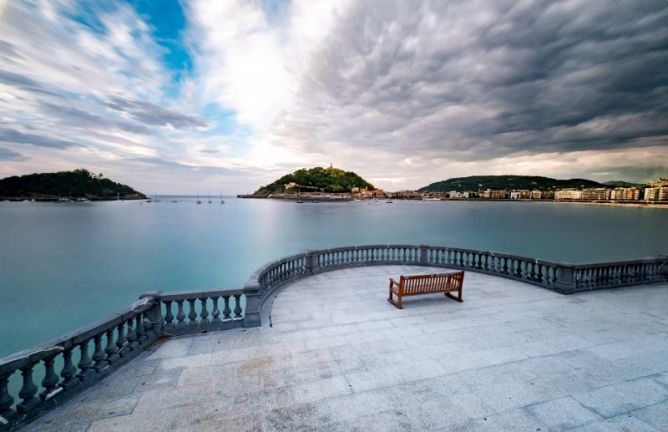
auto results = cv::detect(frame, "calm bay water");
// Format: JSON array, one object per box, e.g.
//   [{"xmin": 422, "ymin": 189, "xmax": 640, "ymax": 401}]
[{"xmin": 1, "ymin": 198, "xmax": 666, "ymax": 357}]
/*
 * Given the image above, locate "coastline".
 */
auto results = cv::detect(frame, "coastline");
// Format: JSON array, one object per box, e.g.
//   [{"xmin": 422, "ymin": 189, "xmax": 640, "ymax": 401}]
[
  {"xmin": 237, "ymin": 194, "xmax": 668, "ymax": 208},
  {"xmin": 0, "ymin": 195, "xmax": 146, "ymax": 202}
]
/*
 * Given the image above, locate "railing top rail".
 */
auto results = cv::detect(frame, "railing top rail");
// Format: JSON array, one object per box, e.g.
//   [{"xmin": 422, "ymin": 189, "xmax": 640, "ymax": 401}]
[
  {"xmin": 0, "ymin": 297, "xmax": 155, "ymax": 374},
  {"xmin": 423, "ymin": 245, "xmax": 563, "ymax": 265},
  {"xmin": 160, "ymin": 288, "xmax": 244, "ymax": 301},
  {"xmin": 572, "ymin": 257, "xmax": 668, "ymax": 269},
  {"xmin": 318, "ymin": 244, "xmax": 420, "ymax": 253}
]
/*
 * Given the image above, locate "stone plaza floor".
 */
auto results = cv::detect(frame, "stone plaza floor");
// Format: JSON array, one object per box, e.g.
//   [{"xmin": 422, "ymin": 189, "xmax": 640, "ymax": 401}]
[{"xmin": 25, "ymin": 266, "xmax": 668, "ymax": 431}]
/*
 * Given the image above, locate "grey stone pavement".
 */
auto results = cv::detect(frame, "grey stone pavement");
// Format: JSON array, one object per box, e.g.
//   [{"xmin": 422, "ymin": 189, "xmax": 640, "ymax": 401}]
[{"xmin": 25, "ymin": 266, "xmax": 668, "ymax": 431}]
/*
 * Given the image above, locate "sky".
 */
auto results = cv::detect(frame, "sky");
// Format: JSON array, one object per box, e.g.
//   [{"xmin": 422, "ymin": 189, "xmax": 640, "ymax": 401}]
[{"xmin": 0, "ymin": 0, "xmax": 667, "ymax": 194}]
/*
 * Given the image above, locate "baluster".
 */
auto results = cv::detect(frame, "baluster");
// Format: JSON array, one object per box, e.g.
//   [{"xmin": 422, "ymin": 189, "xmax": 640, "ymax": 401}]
[
  {"xmin": 211, "ymin": 296, "xmax": 221, "ymax": 323},
  {"xmin": 199, "ymin": 297, "xmax": 209, "ymax": 324},
  {"xmin": 92, "ymin": 334, "xmax": 106, "ymax": 371},
  {"xmin": 175, "ymin": 300, "xmax": 186, "ymax": 327},
  {"xmin": 116, "ymin": 322, "xmax": 127, "ymax": 355},
  {"xmin": 529, "ymin": 261, "xmax": 536, "ymax": 280},
  {"xmin": 77, "ymin": 340, "xmax": 93, "ymax": 381},
  {"xmin": 142, "ymin": 315, "xmax": 153, "ymax": 340},
  {"xmin": 17, "ymin": 363, "xmax": 40, "ymax": 414},
  {"xmin": 233, "ymin": 294, "xmax": 242, "ymax": 318},
  {"xmin": 223, "ymin": 295, "xmax": 232, "ymax": 319},
  {"xmin": 60, "ymin": 347, "xmax": 78, "ymax": 390},
  {"xmin": 135, "ymin": 314, "xmax": 147, "ymax": 342},
  {"xmin": 164, "ymin": 300, "xmax": 174, "ymax": 328},
  {"xmin": 126, "ymin": 318, "xmax": 138, "ymax": 351},
  {"xmin": 104, "ymin": 328, "xmax": 118, "ymax": 364},
  {"xmin": 40, "ymin": 353, "xmax": 60, "ymax": 400},
  {"xmin": 187, "ymin": 299, "xmax": 197, "ymax": 326},
  {"xmin": 536, "ymin": 265, "xmax": 544, "ymax": 283},
  {"xmin": 0, "ymin": 373, "xmax": 15, "ymax": 421}
]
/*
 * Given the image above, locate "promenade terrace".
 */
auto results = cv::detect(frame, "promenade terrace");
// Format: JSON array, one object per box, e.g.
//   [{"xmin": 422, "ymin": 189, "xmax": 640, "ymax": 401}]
[{"xmin": 22, "ymin": 265, "xmax": 668, "ymax": 432}]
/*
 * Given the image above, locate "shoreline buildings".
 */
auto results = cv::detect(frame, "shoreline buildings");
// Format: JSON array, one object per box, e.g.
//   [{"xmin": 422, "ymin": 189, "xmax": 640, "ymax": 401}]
[{"xmin": 239, "ymin": 178, "xmax": 668, "ymax": 204}]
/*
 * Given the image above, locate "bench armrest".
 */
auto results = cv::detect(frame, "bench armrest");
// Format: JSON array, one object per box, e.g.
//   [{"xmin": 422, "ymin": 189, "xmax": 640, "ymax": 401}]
[{"xmin": 389, "ymin": 278, "xmax": 400, "ymax": 287}]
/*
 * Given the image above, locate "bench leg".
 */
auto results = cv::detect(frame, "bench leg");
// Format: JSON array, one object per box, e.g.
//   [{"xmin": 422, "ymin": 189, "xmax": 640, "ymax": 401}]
[
  {"xmin": 388, "ymin": 281, "xmax": 403, "ymax": 309},
  {"xmin": 387, "ymin": 292, "xmax": 403, "ymax": 309},
  {"xmin": 445, "ymin": 289, "xmax": 463, "ymax": 302}
]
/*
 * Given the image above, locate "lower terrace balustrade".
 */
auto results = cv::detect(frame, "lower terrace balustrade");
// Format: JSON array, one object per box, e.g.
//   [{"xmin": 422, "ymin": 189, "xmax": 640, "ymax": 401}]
[{"xmin": 1, "ymin": 244, "xmax": 666, "ymax": 431}]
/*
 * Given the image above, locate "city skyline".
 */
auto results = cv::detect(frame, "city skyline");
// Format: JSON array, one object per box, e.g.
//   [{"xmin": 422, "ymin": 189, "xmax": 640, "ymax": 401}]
[{"xmin": 1, "ymin": 0, "xmax": 667, "ymax": 194}]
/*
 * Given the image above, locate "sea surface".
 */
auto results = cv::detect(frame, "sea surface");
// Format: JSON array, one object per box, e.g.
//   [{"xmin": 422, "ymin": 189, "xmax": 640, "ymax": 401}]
[{"xmin": 1, "ymin": 197, "xmax": 667, "ymax": 357}]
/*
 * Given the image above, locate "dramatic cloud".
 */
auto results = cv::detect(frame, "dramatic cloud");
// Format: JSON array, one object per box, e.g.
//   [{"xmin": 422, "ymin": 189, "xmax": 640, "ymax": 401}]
[
  {"xmin": 0, "ymin": 127, "xmax": 78, "ymax": 149},
  {"xmin": 1, "ymin": 0, "xmax": 666, "ymax": 192},
  {"xmin": 106, "ymin": 96, "xmax": 209, "ymax": 130},
  {"xmin": 0, "ymin": 147, "xmax": 27, "ymax": 161}
]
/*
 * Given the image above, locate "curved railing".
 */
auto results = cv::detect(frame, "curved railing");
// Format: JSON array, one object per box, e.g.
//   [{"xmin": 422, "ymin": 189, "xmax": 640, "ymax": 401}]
[
  {"xmin": 241, "ymin": 244, "xmax": 668, "ymax": 327},
  {"xmin": 0, "ymin": 290, "xmax": 245, "ymax": 431},
  {"xmin": 1, "ymin": 244, "xmax": 666, "ymax": 430}
]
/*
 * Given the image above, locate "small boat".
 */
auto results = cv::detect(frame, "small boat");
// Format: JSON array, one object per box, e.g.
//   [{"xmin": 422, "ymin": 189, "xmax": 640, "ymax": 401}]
[
  {"xmin": 207, "ymin": 194, "xmax": 212, "ymax": 204},
  {"xmin": 296, "ymin": 200, "xmax": 304, "ymax": 203},
  {"xmin": 385, "ymin": 200, "xmax": 393, "ymax": 203},
  {"xmin": 196, "ymin": 193, "xmax": 202, "ymax": 205},
  {"xmin": 220, "ymin": 192, "xmax": 225, "ymax": 204}
]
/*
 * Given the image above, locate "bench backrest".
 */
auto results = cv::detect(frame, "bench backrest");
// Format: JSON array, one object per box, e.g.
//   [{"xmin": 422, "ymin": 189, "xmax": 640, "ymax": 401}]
[{"xmin": 400, "ymin": 272, "xmax": 464, "ymax": 295}]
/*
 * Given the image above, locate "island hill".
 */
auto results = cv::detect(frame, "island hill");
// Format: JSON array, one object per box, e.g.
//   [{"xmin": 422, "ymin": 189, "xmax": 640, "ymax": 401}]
[
  {"xmin": 0, "ymin": 169, "xmax": 146, "ymax": 201},
  {"xmin": 241, "ymin": 166, "xmax": 375, "ymax": 200}
]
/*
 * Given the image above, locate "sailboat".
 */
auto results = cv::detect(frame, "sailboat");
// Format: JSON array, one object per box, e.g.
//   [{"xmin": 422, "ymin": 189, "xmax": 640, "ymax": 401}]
[
  {"xmin": 196, "ymin": 193, "xmax": 202, "ymax": 205},
  {"xmin": 220, "ymin": 192, "xmax": 225, "ymax": 204},
  {"xmin": 207, "ymin": 193, "xmax": 212, "ymax": 204}
]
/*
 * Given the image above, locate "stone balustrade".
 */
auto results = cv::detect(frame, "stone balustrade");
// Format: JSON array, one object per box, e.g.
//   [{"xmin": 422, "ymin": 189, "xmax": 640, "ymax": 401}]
[
  {"xmin": 241, "ymin": 245, "xmax": 667, "ymax": 328},
  {"xmin": 0, "ymin": 294, "xmax": 162, "ymax": 430},
  {"xmin": 160, "ymin": 289, "xmax": 245, "ymax": 336},
  {"xmin": 1, "ymin": 244, "xmax": 666, "ymax": 430},
  {"xmin": 0, "ymin": 289, "xmax": 245, "ymax": 431}
]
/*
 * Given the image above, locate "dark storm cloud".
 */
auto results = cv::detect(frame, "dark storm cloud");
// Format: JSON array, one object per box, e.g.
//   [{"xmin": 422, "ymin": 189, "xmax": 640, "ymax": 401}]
[
  {"xmin": 285, "ymin": 0, "xmax": 668, "ymax": 161},
  {"xmin": 0, "ymin": 147, "xmax": 28, "ymax": 161},
  {"xmin": 107, "ymin": 96, "xmax": 210, "ymax": 130},
  {"xmin": 0, "ymin": 127, "xmax": 78, "ymax": 149}
]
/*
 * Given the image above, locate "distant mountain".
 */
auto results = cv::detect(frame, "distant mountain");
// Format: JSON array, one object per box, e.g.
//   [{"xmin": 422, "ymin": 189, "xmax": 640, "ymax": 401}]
[
  {"xmin": 252, "ymin": 166, "xmax": 374, "ymax": 196},
  {"xmin": 418, "ymin": 175, "xmax": 608, "ymax": 192},
  {"xmin": 0, "ymin": 169, "xmax": 146, "ymax": 200}
]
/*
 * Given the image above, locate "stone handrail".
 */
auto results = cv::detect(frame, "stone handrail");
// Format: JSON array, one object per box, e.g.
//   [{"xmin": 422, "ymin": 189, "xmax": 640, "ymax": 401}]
[
  {"xmin": 0, "ymin": 288, "xmax": 246, "ymax": 431},
  {"xmin": 242, "ymin": 244, "xmax": 668, "ymax": 328},
  {"xmin": 1, "ymin": 245, "xmax": 666, "ymax": 430}
]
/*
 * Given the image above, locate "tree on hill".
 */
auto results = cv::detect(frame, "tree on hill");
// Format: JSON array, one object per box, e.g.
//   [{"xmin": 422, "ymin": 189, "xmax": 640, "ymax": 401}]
[
  {"xmin": 253, "ymin": 166, "xmax": 374, "ymax": 195},
  {"xmin": 0, "ymin": 169, "xmax": 146, "ymax": 199}
]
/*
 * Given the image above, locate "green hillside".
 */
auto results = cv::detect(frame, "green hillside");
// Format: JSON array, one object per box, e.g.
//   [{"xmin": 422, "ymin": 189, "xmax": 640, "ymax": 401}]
[
  {"xmin": 603, "ymin": 180, "xmax": 647, "ymax": 188},
  {"xmin": 0, "ymin": 169, "xmax": 146, "ymax": 199},
  {"xmin": 253, "ymin": 166, "xmax": 374, "ymax": 196},
  {"xmin": 418, "ymin": 175, "xmax": 608, "ymax": 192}
]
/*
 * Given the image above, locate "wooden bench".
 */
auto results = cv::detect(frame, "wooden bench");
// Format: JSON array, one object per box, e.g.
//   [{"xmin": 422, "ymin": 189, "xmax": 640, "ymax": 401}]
[{"xmin": 388, "ymin": 271, "xmax": 464, "ymax": 309}]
